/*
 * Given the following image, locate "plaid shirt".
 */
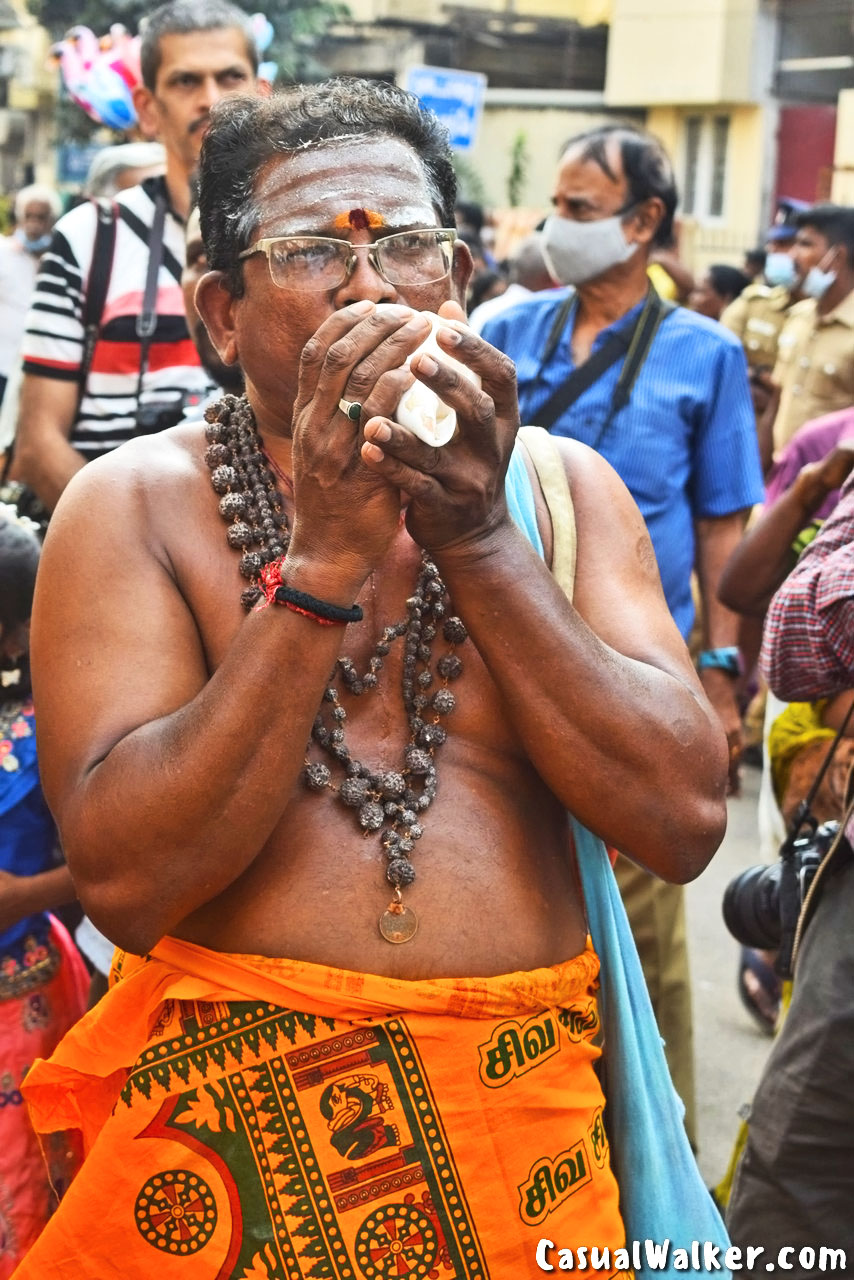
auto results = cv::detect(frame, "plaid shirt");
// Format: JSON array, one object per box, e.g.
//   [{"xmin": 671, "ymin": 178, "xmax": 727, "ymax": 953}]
[{"xmin": 761, "ymin": 470, "xmax": 854, "ymax": 700}]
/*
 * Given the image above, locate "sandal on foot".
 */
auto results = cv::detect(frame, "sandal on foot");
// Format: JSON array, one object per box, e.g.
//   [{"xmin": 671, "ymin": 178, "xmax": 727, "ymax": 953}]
[{"xmin": 737, "ymin": 946, "xmax": 781, "ymax": 1035}]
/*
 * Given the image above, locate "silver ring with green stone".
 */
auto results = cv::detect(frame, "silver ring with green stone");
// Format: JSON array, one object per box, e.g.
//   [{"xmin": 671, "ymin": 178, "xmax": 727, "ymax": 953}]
[{"xmin": 338, "ymin": 398, "xmax": 362, "ymax": 423}]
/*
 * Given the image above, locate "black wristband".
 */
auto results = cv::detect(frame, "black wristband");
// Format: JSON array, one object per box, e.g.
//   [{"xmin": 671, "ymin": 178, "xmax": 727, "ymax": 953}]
[{"xmin": 273, "ymin": 584, "xmax": 364, "ymax": 623}]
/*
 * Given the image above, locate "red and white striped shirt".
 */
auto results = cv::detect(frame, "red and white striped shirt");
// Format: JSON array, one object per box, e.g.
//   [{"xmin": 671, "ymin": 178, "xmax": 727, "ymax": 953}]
[{"xmin": 21, "ymin": 176, "xmax": 212, "ymax": 462}]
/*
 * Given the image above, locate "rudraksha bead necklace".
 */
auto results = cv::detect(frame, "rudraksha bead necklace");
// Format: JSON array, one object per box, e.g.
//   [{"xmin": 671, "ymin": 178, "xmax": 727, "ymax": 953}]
[{"xmin": 203, "ymin": 394, "xmax": 467, "ymax": 944}]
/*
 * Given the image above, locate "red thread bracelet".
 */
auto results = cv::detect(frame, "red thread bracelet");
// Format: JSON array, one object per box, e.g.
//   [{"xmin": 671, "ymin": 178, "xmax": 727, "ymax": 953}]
[{"xmin": 282, "ymin": 601, "xmax": 344, "ymax": 626}]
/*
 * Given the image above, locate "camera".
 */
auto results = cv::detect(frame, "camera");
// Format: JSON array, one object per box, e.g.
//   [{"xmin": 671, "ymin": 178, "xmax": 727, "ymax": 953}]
[
  {"xmin": 723, "ymin": 820, "xmax": 839, "ymax": 950},
  {"xmin": 134, "ymin": 391, "xmax": 202, "ymax": 436}
]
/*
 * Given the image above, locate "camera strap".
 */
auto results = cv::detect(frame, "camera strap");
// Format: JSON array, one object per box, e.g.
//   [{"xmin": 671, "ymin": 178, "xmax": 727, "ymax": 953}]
[
  {"xmin": 531, "ymin": 283, "xmax": 675, "ymax": 442},
  {"xmin": 133, "ymin": 189, "xmax": 168, "ymax": 433},
  {"xmin": 790, "ymin": 786, "xmax": 854, "ymax": 976},
  {"xmin": 77, "ymin": 198, "xmax": 118, "ymax": 418},
  {"xmin": 777, "ymin": 696, "xmax": 854, "ymax": 977}
]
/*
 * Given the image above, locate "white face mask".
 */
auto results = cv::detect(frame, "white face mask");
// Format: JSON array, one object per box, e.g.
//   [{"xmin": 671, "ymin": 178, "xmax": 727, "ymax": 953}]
[
  {"xmin": 540, "ymin": 213, "xmax": 636, "ymax": 287},
  {"xmin": 14, "ymin": 228, "xmax": 52, "ymax": 255},
  {"xmin": 763, "ymin": 252, "xmax": 796, "ymax": 290},
  {"xmin": 801, "ymin": 261, "xmax": 836, "ymax": 301}
]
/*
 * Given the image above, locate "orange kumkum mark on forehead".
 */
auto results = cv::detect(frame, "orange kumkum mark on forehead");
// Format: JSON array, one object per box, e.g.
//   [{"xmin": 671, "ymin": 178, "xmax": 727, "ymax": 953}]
[{"xmin": 332, "ymin": 209, "xmax": 386, "ymax": 231}]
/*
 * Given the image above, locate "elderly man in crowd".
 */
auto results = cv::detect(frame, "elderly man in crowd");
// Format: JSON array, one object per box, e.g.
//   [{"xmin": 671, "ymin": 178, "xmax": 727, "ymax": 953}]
[{"xmin": 0, "ymin": 184, "xmax": 61, "ymax": 410}]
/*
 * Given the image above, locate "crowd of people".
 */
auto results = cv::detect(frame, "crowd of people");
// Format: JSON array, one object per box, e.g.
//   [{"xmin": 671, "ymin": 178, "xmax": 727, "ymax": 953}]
[{"xmin": 0, "ymin": 1, "xmax": 851, "ymax": 1275}]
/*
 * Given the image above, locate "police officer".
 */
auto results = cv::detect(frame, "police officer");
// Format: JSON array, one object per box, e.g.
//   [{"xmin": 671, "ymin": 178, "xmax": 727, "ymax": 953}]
[
  {"xmin": 771, "ymin": 204, "xmax": 854, "ymax": 454},
  {"xmin": 721, "ymin": 223, "xmax": 802, "ymax": 373}
]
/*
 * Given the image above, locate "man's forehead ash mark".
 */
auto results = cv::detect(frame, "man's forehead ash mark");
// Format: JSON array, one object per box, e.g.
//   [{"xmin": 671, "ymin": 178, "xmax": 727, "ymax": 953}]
[{"xmin": 332, "ymin": 209, "xmax": 386, "ymax": 231}]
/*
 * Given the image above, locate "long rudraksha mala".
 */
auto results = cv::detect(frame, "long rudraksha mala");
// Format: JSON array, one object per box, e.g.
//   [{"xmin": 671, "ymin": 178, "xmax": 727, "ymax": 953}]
[{"xmin": 203, "ymin": 394, "xmax": 467, "ymax": 943}]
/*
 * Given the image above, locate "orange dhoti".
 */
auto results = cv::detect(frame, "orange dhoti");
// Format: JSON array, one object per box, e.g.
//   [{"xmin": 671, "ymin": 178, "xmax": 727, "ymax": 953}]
[{"xmin": 14, "ymin": 937, "xmax": 632, "ymax": 1279}]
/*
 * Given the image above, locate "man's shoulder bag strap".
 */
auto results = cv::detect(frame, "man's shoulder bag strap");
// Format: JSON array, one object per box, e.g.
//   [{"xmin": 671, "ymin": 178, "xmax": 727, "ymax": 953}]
[
  {"xmin": 517, "ymin": 425, "xmax": 577, "ymax": 598},
  {"xmin": 532, "ymin": 285, "xmax": 675, "ymax": 434},
  {"xmin": 77, "ymin": 197, "xmax": 118, "ymax": 416},
  {"xmin": 132, "ymin": 190, "xmax": 169, "ymax": 429}
]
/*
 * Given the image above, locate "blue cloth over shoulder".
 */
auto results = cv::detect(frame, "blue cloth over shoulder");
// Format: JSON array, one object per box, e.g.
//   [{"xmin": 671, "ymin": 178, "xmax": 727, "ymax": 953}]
[{"xmin": 504, "ymin": 437, "xmax": 732, "ymax": 1277}]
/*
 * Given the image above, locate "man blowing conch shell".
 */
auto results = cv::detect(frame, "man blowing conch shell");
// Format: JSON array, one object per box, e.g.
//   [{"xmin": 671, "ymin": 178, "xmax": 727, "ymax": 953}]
[{"xmin": 13, "ymin": 83, "xmax": 727, "ymax": 1278}]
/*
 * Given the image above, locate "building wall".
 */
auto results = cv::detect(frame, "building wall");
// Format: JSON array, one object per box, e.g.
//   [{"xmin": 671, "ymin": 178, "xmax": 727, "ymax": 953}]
[
  {"xmin": 346, "ymin": 0, "xmax": 610, "ymax": 21},
  {"xmin": 605, "ymin": 0, "xmax": 760, "ymax": 107},
  {"xmin": 0, "ymin": 0, "xmax": 56, "ymax": 191},
  {"xmin": 466, "ymin": 99, "xmax": 624, "ymax": 210},
  {"xmin": 648, "ymin": 103, "xmax": 765, "ymax": 272},
  {"xmin": 832, "ymin": 90, "xmax": 854, "ymax": 207}
]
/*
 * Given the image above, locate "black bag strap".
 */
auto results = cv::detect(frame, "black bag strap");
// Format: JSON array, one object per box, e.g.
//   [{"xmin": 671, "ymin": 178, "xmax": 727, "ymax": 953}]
[
  {"xmin": 0, "ymin": 197, "xmax": 116, "ymax": 507},
  {"xmin": 532, "ymin": 284, "xmax": 675, "ymax": 438},
  {"xmin": 534, "ymin": 330, "xmax": 629, "ymax": 433},
  {"xmin": 133, "ymin": 190, "xmax": 168, "ymax": 427},
  {"xmin": 76, "ymin": 197, "xmax": 118, "ymax": 416},
  {"xmin": 119, "ymin": 200, "xmax": 183, "ymax": 284}
]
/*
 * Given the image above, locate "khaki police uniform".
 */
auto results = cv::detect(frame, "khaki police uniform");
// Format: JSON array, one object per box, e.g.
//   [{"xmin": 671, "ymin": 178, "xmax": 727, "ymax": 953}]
[
  {"xmin": 772, "ymin": 290, "xmax": 854, "ymax": 452},
  {"xmin": 720, "ymin": 282, "xmax": 794, "ymax": 371}
]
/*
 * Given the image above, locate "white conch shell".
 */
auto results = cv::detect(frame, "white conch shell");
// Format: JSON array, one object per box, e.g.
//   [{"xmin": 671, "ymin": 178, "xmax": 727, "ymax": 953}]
[{"xmin": 389, "ymin": 310, "xmax": 480, "ymax": 447}]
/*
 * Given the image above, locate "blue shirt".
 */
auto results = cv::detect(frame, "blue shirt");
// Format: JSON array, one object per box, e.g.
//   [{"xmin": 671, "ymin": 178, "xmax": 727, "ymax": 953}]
[{"xmin": 484, "ymin": 290, "xmax": 764, "ymax": 639}]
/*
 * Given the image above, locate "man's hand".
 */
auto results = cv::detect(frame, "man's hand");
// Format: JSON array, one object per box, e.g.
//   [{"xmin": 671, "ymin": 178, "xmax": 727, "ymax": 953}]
[
  {"xmin": 811, "ymin": 439, "xmax": 854, "ymax": 498},
  {"xmin": 699, "ymin": 666, "xmax": 743, "ymax": 795},
  {"xmin": 359, "ymin": 303, "xmax": 521, "ymax": 552},
  {"xmin": 287, "ymin": 302, "xmax": 434, "ymax": 581}
]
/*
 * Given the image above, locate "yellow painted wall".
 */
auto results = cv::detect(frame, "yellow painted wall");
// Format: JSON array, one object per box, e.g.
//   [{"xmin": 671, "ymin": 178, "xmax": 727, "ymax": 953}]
[
  {"xmin": 606, "ymin": 0, "xmax": 758, "ymax": 106},
  {"xmin": 648, "ymin": 103, "xmax": 765, "ymax": 273},
  {"xmin": 832, "ymin": 89, "xmax": 854, "ymax": 206}
]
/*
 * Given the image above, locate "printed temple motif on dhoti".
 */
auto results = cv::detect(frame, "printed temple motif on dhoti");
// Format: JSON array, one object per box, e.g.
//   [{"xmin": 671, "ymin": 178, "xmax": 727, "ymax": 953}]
[{"xmin": 14, "ymin": 937, "xmax": 632, "ymax": 1279}]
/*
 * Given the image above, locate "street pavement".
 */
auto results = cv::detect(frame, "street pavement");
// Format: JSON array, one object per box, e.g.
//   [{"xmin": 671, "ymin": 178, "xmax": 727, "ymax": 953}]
[{"xmin": 686, "ymin": 763, "xmax": 775, "ymax": 1186}]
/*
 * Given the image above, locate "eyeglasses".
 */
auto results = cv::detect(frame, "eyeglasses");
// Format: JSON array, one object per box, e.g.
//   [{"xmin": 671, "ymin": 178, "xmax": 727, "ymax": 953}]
[{"xmin": 238, "ymin": 227, "xmax": 458, "ymax": 291}]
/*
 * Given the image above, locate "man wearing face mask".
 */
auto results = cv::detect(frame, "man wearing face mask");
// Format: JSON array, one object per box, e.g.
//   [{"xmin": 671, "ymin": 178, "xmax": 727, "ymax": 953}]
[
  {"xmin": 768, "ymin": 204, "xmax": 854, "ymax": 457},
  {"xmin": 0, "ymin": 185, "xmax": 62, "ymax": 412},
  {"xmin": 721, "ymin": 220, "xmax": 804, "ymax": 375},
  {"xmin": 483, "ymin": 124, "xmax": 763, "ymax": 1146}
]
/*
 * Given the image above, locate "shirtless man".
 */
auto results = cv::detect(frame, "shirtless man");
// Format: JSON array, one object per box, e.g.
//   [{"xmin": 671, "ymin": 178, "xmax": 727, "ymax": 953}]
[{"xmin": 18, "ymin": 84, "xmax": 727, "ymax": 1279}]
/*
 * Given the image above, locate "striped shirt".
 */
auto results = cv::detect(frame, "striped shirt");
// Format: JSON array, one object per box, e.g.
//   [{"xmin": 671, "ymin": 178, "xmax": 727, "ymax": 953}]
[
  {"xmin": 21, "ymin": 176, "xmax": 213, "ymax": 462},
  {"xmin": 761, "ymin": 470, "xmax": 854, "ymax": 702},
  {"xmin": 483, "ymin": 290, "xmax": 764, "ymax": 639}
]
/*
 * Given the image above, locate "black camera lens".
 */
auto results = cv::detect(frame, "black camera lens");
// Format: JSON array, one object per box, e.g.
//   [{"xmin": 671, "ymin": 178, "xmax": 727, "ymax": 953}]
[{"xmin": 722, "ymin": 862, "xmax": 782, "ymax": 949}]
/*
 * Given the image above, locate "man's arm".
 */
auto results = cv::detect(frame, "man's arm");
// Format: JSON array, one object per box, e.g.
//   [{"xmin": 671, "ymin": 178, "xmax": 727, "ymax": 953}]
[
  {"xmin": 718, "ymin": 442, "xmax": 854, "ymax": 616},
  {"xmin": 11, "ymin": 373, "xmax": 85, "ymax": 510},
  {"xmin": 362, "ymin": 322, "xmax": 729, "ymax": 883},
  {"xmin": 761, "ymin": 473, "xmax": 854, "ymax": 702},
  {"xmin": 695, "ymin": 509, "xmax": 750, "ymax": 777},
  {"xmin": 10, "ymin": 208, "xmax": 93, "ymax": 508},
  {"xmin": 686, "ymin": 329, "xmax": 765, "ymax": 784}
]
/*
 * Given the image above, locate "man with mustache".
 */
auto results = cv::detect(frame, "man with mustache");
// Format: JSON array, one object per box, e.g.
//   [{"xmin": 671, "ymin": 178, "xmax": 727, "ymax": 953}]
[
  {"xmin": 9, "ymin": 0, "xmax": 264, "ymax": 513},
  {"xmin": 13, "ymin": 85, "xmax": 729, "ymax": 1276}
]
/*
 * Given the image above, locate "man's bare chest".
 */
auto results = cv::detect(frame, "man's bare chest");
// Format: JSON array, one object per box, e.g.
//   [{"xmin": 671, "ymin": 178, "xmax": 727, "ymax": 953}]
[{"xmin": 164, "ymin": 494, "xmax": 522, "ymax": 762}]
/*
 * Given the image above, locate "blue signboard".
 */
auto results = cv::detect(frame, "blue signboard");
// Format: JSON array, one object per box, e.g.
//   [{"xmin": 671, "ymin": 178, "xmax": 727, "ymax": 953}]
[{"xmin": 402, "ymin": 65, "xmax": 487, "ymax": 152}]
